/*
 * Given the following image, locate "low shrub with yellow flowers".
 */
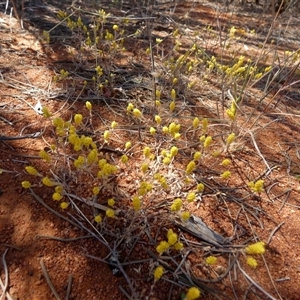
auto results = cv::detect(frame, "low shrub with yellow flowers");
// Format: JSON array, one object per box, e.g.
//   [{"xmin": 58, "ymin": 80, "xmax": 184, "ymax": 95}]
[{"xmin": 19, "ymin": 6, "xmax": 297, "ymax": 299}]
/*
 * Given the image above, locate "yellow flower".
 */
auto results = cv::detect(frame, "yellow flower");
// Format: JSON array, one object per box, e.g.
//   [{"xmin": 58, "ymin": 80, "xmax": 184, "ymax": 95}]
[
  {"xmin": 60, "ymin": 202, "xmax": 69, "ymax": 209},
  {"xmin": 103, "ymin": 130, "xmax": 110, "ymax": 141},
  {"xmin": 39, "ymin": 150, "xmax": 50, "ymax": 162},
  {"xmin": 42, "ymin": 177, "xmax": 55, "ymax": 187},
  {"xmin": 154, "ymin": 266, "xmax": 164, "ymax": 281},
  {"xmin": 55, "ymin": 186, "xmax": 63, "ymax": 194},
  {"xmin": 193, "ymin": 152, "xmax": 201, "ymax": 161},
  {"xmin": 52, "ymin": 192, "xmax": 63, "ymax": 201},
  {"xmin": 94, "ymin": 215, "xmax": 102, "ymax": 223},
  {"xmin": 204, "ymin": 136, "xmax": 212, "ymax": 148},
  {"xmin": 170, "ymin": 146, "xmax": 178, "ymax": 157},
  {"xmin": 205, "ymin": 256, "xmax": 217, "ymax": 265},
  {"xmin": 187, "ymin": 192, "xmax": 196, "ymax": 202},
  {"xmin": 174, "ymin": 241, "xmax": 183, "ymax": 250},
  {"xmin": 162, "ymin": 126, "xmax": 169, "ymax": 134},
  {"xmin": 25, "ymin": 166, "xmax": 39, "ymax": 176},
  {"xmin": 85, "ymin": 101, "xmax": 92, "ymax": 110},
  {"xmin": 106, "ymin": 209, "xmax": 115, "ymax": 218},
  {"xmin": 132, "ymin": 195, "xmax": 141, "ymax": 211},
  {"xmin": 171, "ymin": 198, "xmax": 182, "ymax": 212},
  {"xmin": 111, "ymin": 121, "xmax": 117, "ymax": 129},
  {"xmin": 133, "ymin": 108, "xmax": 142, "ymax": 118},
  {"xmin": 156, "ymin": 89, "xmax": 161, "ymax": 100},
  {"xmin": 141, "ymin": 162, "xmax": 149, "ymax": 173},
  {"xmin": 221, "ymin": 159, "xmax": 231, "ymax": 166},
  {"xmin": 171, "ymin": 89, "xmax": 176, "ymax": 101},
  {"xmin": 246, "ymin": 256, "xmax": 258, "ymax": 268},
  {"xmin": 92, "ymin": 187, "xmax": 100, "ymax": 195},
  {"xmin": 155, "ymin": 115, "xmax": 162, "ymax": 125},
  {"xmin": 221, "ymin": 171, "xmax": 231, "ymax": 179},
  {"xmin": 248, "ymin": 180, "xmax": 264, "ymax": 193},
  {"xmin": 167, "ymin": 232, "xmax": 178, "ymax": 246},
  {"xmin": 125, "ymin": 141, "xmax": 132, "ymax": 149},
  {"xmin": 74, "ymin": 114, "xmax": 83, "ymax": 125},
  {"xmin": 196, "ymin": 183, "xmax": 204, "ymax": 193},
  {"xmin": 163, "ymin": 157, "xmax": 171, "ymax": 165},
  {"xmin": 42, "ymin": 107, "xmax": 51, "ymax": 118},
  {"xmin": 202, "ymin": 118, "xmax": 208, "ymax": 132},
  {"xmin": 245, "ymin": 241, "xmax": 265, "ymax": 255},
  {"xmin": 185, "ymin": 287, "xmax": 201, "ymax": 300},
  {"xmin": 143, "ymin": 146, "xmax": 151, "ymax": 157},
  {"xmin": 193, "ymin": 117, "xmax": 200, "ymax": 129},
  {"xmin": 169, "ymin": 101, "xmax": 175, "ymax": 112},
  {"xmin": 226, "ymin": 133, "xmax": 236, "ymax": 144},
  {"xmin": 186, "ymin": 161, "xmax": 196, "ymax": 175},
  {"xmin": 127, "ymin": 103, "xmax": 134, "ymax": 112},
  {"xmin": 181, "ymin": 211, "xmax": 190, "ymax": 221},
  {"xmin": 120, "ymin": 154, "xmax": 129, "ymax": 163},
  {"xmin": 107, "ymin": 198, "xmax": 115, "ymax": 207},
  {"xmin": 149, "ymin": 127, "xmax": 156, "ymax": 135},
  {"xmin": 156, "ymin": 241, "xmax": 170, "ymax": 255},
  {"xmin": 21, "ymin": 181, "xmax": 31, "ymax": 189},
  {"xmin": 112, "ymin": 24, "xmax": 119, "ymax": 31}
]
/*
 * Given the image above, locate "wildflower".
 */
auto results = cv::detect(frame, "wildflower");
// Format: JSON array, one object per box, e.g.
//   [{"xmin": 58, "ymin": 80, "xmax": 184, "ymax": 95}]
[
  {"xmin": 205, "ymin": 256, "xmax": 217, "ymax": 265},
  {"xmin": 52, "ymin": 192, "xmax": 63, "ymax": 201},
  {"xmin": 170, "ymin": 146, "xmax": 178, "ymax": 157},
  {"xmin": 132, "ymin": 195, "xmax": 141, "ymax": 211},
  {"xmin": 120, "ymin": 154, "xmax": 129, "ymax": 163},
  {"xmin": 162, "ymin": 126, "xmax": 169, "ymax": 134},
  {"xmin": 193, "ymin": 117, "xmax": 200, "ymax": 129},
  {"xmin": 174, "ymin": 132, "xmax": 181, "ymax": 139},
  {"xmin": 126, "ymin": 103, "xmax": 134, "ymax": 112},
  {"xmin": 150, "ymin": 127, "xmax": 156, "ymax": 135},
  {"xmin": 156, "ymin": 90, "xmax": 161, "ymax": 100},
  {"xmin": 245, "ymin": 241, "xmax": 265, "ymax": 255},
  {"xmin": 186, "ymin": 161, "xmax": 196, "ymax": 175},
  {"xmin": 93, "ymin": 187, "xmax": 100, "ymax": 195},
  {"xmin": 133, "ymin": 108, "xmax": 142, "ymax": 118},
  {"xmin": 125, "ymin": 141, "xmax": 132, "ymax": 149},
  {"xmin": 141, "ymin": 162, "xmax": 149, "ymax": 173},
  {"xmin": 154, "ymin": 266, "xmax": 164, "ymax": 281},
  {"xmin": 85, "ymin": 101, "xmax": 92, "ymax": 110},
  {"xmin": 74, "ymin": 114, "xmax": 83, "ymax": 125},
  {"xmin": 60, "ymin": 202, "xmax": 69, "ymax": 209},
  {"xmin": 167, "ymin": 229, "xmax": 178, "ymax": 246},
  {"xmin": 226, "ymin": 133, "xmax": 235, "ymax": 145},
  {"xmin": 171, "ymin": 198, "xmax": 182, "ymax": 211},
  {"xmin": 155, "ymin": 115, "xmax": 162, "ymax": 124},
  {"xmin": 193, "ymin": 151, "xmax": 201, "ymax": 161},
  {"xmin": 185, "ymin": 287, "xmax": 201, "ymax": 300},
  {"xmin": 55, "ymin": 186, "xmax": 63, "ymax": 194},
  {"xmin": 163, "ymin": 157, "xmax": 171, "ymax": 165},
  {"xmin": 21, "ymin": 181, "xmax": 31, "ymax": 189},
  {"xmin": 197, "ymin": 183, "xmax": 204, "ymax": 192},
  {"xmin": 204, "ymin": 136, "xmax": 212, "ymax": 148},
  {"xmin": 187, "ymin": 192, "xmax": 196, "ymax": 202},
  {"xmin": 156, "ymin": 241, "xmax": 170, "ymax": 255},
  {"xmin": 248, "ymin": 180, "xmax": 264, "ymax": 193},
  {"xmin": 108, "ymin": 198, "xmax": 115, "ymax": 207},
  {"xmin": 112, "ymin": 24, "xmax": 119, "ymax": 31},
  {"xmin": 39, "ymin": 150, "xmax": 50, "ymax": 162},
  {"xmin": 246, "ymin": 257, "xmax": 258, "ymax": 268},
  {"xmin": 181, "ymin": 211, "xmax": 190, "ymax": 221},
  {"xmin": 143, "ymin": 146, "xmax": 151, "ymax": 158},
  {"xmin": 156, "ymin": 38, "xmax": 163, "ymax": 44},
  {"xmin": 174, "ymin": 241, "xmax": 184, "ymax": 250},
  {"xmin": 221, "ymin": 159, "xmax": 231, "ymax": 167},
  {"xmin": 106, "ymin": 209, "xmax": 115, "ymax": 218},
  {"xmin": 171, "ymin": 89, "xmax": 176, "ymax": 101},
  {"xmin": 94, "ymin": 215, "xmax": 102, "ymax": 223},
  {"xmin": 42, "ymin": 107, "xmax": 51, "ymax": 118},
  {"xmin": 25, "ymin": 166, "xmax": 39, "ymax": 176},
  {"xmin": 111, "ymin": 121, "xmax": 117, "ymax": 129},
  {"xmin": 42, "ymin": 177, "xmax": 55, "ymax": 187},
  {"xmin": 169, "ymin": 101, "xmax": 175, "ymax": 112},
  {"xmin": 199, "ymin": 135, "xmax": 206, "ymax": 143},
  {"xmin": 202, "ymin": 118, "xmax": 208, "ymax": 132},
  {"xmin": 221, "ymin": 171, "xmax": 231, "ymax": 179},
  {"xmin": 103, "ymin": 130, "xmax": 110, "ymax": 142}
]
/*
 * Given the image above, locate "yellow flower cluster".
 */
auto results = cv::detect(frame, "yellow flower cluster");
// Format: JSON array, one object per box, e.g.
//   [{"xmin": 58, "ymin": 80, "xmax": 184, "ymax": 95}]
[
  {"xmin": 132, "ymin": 195, "xmax": 141, "ymax": 211},
  {"xmin": 156, "ymin": 229, "xmax": 183, "ymax": 255},
  {"xmin": 245, "ymin": 241, "xmax": 265, "ymax": 255},
  {"xmin": 205, "ymin": 256, "xmax": 217, "ymax": 265},
  {"xmin": 138, "ymin": 181, "xmax": 152, "ymax": 196},
  {"xmin": 185, "ymin": 287, "xmax": 201, "ymax": 300},
  {"xmin": 248, "ymin": 180, "xmax": 264, "ymax": 193},
  {"xmin": 153, "ymin": 266, "xmax": 164, "ymax": 281},
  {"xmin": 170, "ymin": 198, "xmax": 182, "ymax": 212}
]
